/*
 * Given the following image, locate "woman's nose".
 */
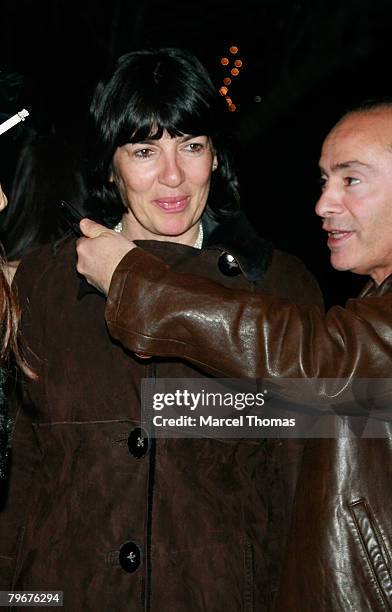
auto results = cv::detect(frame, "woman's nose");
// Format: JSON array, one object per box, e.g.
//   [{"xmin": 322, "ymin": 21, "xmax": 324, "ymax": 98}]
[{"xmin": 158, "ymin": 154, "xmax": 185, "ymax": 187}]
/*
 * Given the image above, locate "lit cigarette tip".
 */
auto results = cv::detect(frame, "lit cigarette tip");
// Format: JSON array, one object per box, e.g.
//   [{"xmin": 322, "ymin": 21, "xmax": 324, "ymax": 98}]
[{"xmin": 17, "ymin": 109, "xmax": 29, "ymax": 121}]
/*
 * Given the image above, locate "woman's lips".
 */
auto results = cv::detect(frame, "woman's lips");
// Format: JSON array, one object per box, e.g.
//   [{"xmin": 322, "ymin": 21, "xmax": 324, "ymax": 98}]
[{"xmin": 153, "ymin": 196, "xmax": 189, "ymax": 212}]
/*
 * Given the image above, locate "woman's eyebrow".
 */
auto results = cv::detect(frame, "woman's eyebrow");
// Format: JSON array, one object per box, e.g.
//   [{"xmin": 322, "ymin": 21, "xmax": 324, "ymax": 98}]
[
  {"xmin": 131, "ymin": 138, "xmax": 158, "ymax": 145},
  {"xmin": 180, "ymin": 134, "xmax": 195, "ymax": 142},
  {"xmin": 178, "ymin": 134, "xmax": 206, "ymax": 143},
  {"xmin": 131, "ymin": 134, "xmax": 202, "ymax": 145}
]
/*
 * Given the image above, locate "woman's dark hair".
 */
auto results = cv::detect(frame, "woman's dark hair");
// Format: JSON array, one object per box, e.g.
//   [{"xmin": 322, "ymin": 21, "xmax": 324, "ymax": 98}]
[
  {"xmin": 0, "ymin": 255, "xmax": 36, "ymax": 480},
  {"xmin": 85, "ymin": 47, "xmax": 240, "ymax": 227},
  {"xmin": 0, "ymin": 256, "xmax": 33, "ymax": 377},
  {"xmin": 1, "ymin": 129, "xmax": 87, "ymax": 261}
]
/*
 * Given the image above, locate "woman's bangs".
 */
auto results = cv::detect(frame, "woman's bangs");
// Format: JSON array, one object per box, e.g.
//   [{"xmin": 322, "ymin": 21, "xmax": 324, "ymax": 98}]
[{"xmin": 125, "ymin": 100, "xmax": 211, "ymax": 143}]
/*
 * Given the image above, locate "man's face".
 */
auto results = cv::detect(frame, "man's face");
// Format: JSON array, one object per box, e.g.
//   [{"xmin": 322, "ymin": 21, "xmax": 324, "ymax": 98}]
[{"xmin": 316, "ymin": 109, "xmax": 392, "ymax": 285}]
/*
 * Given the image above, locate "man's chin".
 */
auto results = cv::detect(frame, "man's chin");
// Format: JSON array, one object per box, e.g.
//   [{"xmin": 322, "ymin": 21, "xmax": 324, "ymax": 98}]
[
  {"xmin": 330, "ymin": 255, "xmax": 353, "ymax": 273},
  {"xmin": 330, "ymin": 256, "xmax": 369, "ymax": 277}
]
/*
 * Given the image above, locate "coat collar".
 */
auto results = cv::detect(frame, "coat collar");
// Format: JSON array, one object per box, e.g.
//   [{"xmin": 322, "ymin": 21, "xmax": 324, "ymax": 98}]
[
  {"xmin": 359, "ymin": 273, "xmax": 392, "ymax": 298},
  {"xmin": 76, "ymin": 210, "xmax": 273, "ymax": 298},
  {"xmin": 202, "ymin": 211, "xmax": 273, "ymax": 282}
]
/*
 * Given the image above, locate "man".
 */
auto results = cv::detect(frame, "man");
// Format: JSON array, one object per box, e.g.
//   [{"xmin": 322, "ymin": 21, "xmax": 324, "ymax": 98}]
[{"xmin": 77, "ymin": 101, "xmax": 392, "ymax": 611}]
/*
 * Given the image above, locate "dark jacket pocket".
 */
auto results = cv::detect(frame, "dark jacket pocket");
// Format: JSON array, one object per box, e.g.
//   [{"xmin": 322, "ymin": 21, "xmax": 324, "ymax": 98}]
[{"xmin": 349, "ymin": 499, "xmax": 392, "ymax": 609}]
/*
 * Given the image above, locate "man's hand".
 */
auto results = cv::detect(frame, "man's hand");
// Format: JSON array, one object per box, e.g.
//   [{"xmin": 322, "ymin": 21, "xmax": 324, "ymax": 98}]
[{"xmin": 76, "ymin": 218, "xmax": 135, "ymax": 295}]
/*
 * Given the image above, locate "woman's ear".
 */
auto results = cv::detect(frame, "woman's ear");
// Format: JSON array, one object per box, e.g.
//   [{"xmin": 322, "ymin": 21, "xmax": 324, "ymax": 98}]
[{"xmin": 212, "ymin": 155, "xmax": 218, "ymax": 171}]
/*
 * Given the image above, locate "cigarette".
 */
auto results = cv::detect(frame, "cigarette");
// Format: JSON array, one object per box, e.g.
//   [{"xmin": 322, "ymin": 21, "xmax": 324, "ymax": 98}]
[{"xmin": 0, "ymin": 109, "xmax": 29, "ymax": 136}]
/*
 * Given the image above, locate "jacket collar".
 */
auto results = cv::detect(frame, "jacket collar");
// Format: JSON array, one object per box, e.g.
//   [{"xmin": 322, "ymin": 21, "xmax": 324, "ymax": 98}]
[
  {"xmin": 76, "ymin": 210, "xmax": 273, "ymax": 298},
  {"xmin": 202, "ymin": 211, "xmax": 273, "ymax": 282},
  {"xmin": 359, "ymin": 273, "xmax": 392, "ymax": 298}
]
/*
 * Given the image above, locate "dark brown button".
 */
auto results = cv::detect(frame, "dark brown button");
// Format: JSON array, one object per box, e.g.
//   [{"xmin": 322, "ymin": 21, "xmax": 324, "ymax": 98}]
[
  {"xmin": 119, "ymin": 541, "xmax": 141, "ymax": 573},
  {"xmin": 218, "ymin": 252, "xmax": 241, "ymax": 276},
  {"xmin": 127, "ymin": 427, "xmax": 149, "ymax": 459}
]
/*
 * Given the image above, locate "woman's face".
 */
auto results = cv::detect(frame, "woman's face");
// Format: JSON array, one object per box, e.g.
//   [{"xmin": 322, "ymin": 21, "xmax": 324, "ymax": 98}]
[{"xmin": 111, "ymin": 130, "xmax": 217, "ymax": 245}]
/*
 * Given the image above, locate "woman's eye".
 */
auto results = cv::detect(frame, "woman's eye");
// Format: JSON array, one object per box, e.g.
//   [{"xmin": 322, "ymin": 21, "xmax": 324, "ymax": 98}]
[
  {"xmin": 134, "ymin": 148, "xmax": 154, "ymax": 159},
  {"xmin": 345, "ymin": 176, "xmax": 361, "ymax": 186},
  {"xmin": 184, "ymin": 142, "xmax": 204, "ymax": 154}
]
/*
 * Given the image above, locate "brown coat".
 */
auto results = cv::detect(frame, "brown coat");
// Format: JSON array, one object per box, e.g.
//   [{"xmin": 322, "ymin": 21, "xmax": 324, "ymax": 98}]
[
  {"xmin": 0, "ymin": 220, "xmax": 322, "ymax": 612},
  {"xmin": 107, "ymin": 248, "xmax": 392, "ymax": 611}
]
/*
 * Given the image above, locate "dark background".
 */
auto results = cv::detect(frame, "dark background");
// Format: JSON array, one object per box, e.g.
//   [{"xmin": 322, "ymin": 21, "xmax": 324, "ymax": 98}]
[{"xmin": 1, "ymin": 0, "xmax": 392, "ymax": 305}]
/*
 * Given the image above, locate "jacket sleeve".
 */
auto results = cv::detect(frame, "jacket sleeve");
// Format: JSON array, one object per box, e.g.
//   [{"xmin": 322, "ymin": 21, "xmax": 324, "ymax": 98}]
[{"xmin": 105, "ymin": 248, "xmax": 392, "ymax": 379}]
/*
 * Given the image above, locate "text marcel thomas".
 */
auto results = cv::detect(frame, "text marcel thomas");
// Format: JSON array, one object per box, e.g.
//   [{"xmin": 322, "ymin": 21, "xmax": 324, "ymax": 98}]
[{"xmin": 150, "ymin": 388, "xmax": 296, "ymax": 428}]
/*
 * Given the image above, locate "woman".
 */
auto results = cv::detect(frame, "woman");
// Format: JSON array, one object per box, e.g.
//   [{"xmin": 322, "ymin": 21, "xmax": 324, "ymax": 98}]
[
  {"xmin": 0, "ymin": 49, "xmax": 322, "ymax": 611},
  {"xmin": 0, "ymin": 258, "xmax": 16, "ymax": 482},
  {"xmin": 0, "ymin": 184, "xmax": 33, "ymax": 481}
]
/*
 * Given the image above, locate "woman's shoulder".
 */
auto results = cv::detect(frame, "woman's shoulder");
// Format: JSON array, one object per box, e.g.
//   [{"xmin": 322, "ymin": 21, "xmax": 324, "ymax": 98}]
[{"xmin": 13, "ymin": 234, "xmax": 77, "ymax": 302}]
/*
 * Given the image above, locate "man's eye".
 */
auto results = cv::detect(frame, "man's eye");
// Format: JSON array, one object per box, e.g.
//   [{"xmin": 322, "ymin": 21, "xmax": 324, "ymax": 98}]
[
  {"xmin": 345, "ymin": 177, "xmax": 361, "ymax": 186},
  {"xmin": 319, "ymin": 177, "xmax": 327, "ymax": 189}
]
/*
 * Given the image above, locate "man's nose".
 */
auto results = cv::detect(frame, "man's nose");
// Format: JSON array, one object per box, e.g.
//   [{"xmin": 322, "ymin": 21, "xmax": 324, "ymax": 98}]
[
  {"xmin": 315, "ymin": 184, "xmax": 343, "ymax": 218},
  {"xmin": 158, "ymin": 153, "xmax": 185, "ymax": 187}
]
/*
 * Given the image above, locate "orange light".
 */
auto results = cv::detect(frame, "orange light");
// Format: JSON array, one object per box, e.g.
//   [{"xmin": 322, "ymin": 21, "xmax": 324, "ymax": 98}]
[
  {"xmin": 230, "ymin": 68, "xmax": 239, "ymax": 76},
  {"xmin": 223, "ymin": 77, "xmax": 231, "ymax": 85},
  {"xmin": 229, "ymin": 46, "xmax": 238, "ymax": 54},
  {"xmin": 234, "ymin": 59, "xmax": 242, "ymax": 68},
  {"xmin": 228, "ymin": 103, "xmax": 237, "ymax": 112},
  {"xmin": 221, "ymin": 57, "xmax": 229, "ymax": 66},
  {"xmin": 219, "ymin": 86, "xmax": 228, "ymax": 95},
  {"xmin": 225, "ymin": 96, "xmax": 232, "ymax": 104}
]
